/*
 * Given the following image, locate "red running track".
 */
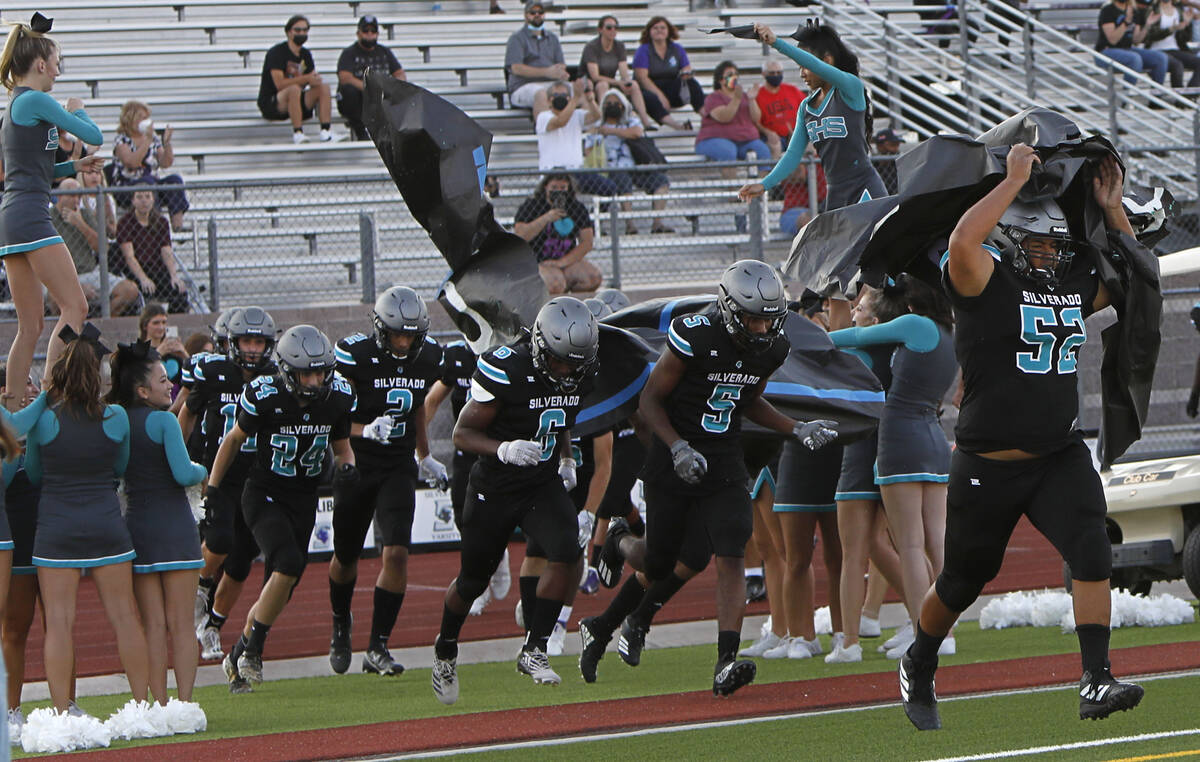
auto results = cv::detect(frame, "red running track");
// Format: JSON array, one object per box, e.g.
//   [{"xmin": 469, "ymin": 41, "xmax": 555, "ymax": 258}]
[{"xmin": 23, "ymin": 518, "xmax": 1062, "ymax": 681}]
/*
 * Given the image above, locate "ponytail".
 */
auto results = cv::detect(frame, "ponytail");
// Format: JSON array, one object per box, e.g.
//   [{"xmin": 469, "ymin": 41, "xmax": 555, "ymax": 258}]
[
  {"xmin": 47, "ymin": 338, "xmax": 105, "ymax": 421},
  {"xmin": 791, "ymin": 23, "xmax": 872, "ymax": 141},
  {"xmin": 106, "ymin": 341, "xmax": 160, "ymax": 408},
  {"xmin": 0, "ymin": 21, "xmax": 57, "ymax": 92}
]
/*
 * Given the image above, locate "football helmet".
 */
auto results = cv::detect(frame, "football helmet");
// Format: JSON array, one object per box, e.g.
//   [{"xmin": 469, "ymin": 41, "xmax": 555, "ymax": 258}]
[
  {"xmin": 275, "ymin": 325, "xmax": 337, "ymax": 401},
  {"xmin": 531, "ymin": 297, "xmax": 599, "ymax": 393},
  {"xmin": 594, "ymin": 288, "xmax": 631, "ymax": 314},
  {"xmin": 717, "ymin": 259, "xmax": 787, "ymax": 353},
  {"xmin": 227, "ymin": 306, "xmax": 276, "ymax": 373},
  {"xmin": 373, "ymin": 286, "xmax": 429, "ymax": 363},
  {"xmin": 211, "ymin": 307, "xmax": 241, "ymax": 356},
  {"xmin": 985, "ymin": 197, "xmax": 1073, "ymax": 289}
]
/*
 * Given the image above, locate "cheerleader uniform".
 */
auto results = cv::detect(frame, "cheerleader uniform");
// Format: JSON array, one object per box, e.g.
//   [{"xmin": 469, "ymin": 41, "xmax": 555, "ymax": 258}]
[
  {"xmin": 829, "ymin": 343, "xmax": 893, "ymax": 502},
  {"xmin": 0, "ymin": 392, "xmax": 48, "ymax": 553}
]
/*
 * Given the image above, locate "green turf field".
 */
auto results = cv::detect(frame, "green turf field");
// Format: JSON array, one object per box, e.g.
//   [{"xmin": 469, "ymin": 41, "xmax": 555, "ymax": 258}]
[{"xmin": 13, "ymin": 618, "xmax": 1200, "ymax": 758}]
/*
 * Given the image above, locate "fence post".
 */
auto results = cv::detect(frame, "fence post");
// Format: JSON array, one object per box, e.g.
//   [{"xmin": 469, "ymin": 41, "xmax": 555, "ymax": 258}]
[
  {"xmin": 1193, "ymin": 110, "xmax": 1200, "ymax": 203},
  {"xmin": 1107, "ymin": 67, "xmax": 1121, "ymax": 149},
  {"xmin": 359, "ymin": 211, "xmax": 378, "ymax": 304},
  {"xmin": 749, "ymin": 194, "xmax": 764, "ymax": 262},
  {"xmin": 959, "ymin": 2, "xmax": 979, "ymax": 133},
  {"xmin": 807, "ymin": 157, "xmax": 820, "ymax": 220},
  {"xmin": 94, "ymin": 186, "xmax": 110, "ymax": 318},
  {"xmin": 884, "ymin": 23, "xmax": 903, "ymax": 132},
  {"xmin": 608, "ymin": 201, "xmax": 622, "ymax": 289},
  {"xmin": 1023, "ymin": 20, "xmax": 1036, "ymax": 100},
  {"xmin": 207, "ymin": 217, "xmax": 219, "ymax": 311}
]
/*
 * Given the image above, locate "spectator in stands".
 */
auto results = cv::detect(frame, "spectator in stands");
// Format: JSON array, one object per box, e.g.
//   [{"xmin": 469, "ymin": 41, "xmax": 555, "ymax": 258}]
[
  {"xmin": 535, "ymin": 79, "xmax": 620, "ymax": 197},
  {"xmin": 117, "ymin": 190, "xmax": 188, "ymax": 313},
  {"xmin": 337, "ymin": 15, "xmax": 405, "ymax": 141},
  {"xmin": 779, "ymin": 161, "xmax": 828, "ymax": 236},
  {"xmin": 505, "ymin": 0, "xmax": 567, "ymax": 110},
  {"xmin": 137, "ymin": 302, "xmax": 189, "ymax": 388},
  {"xmin": 695, "ymin": 61, "xmax": 772, "ymax": 169},
  {"xmin": 258, "ymin": 15, "xmax": 346, "ymax": 144},
  {"xmin": 48, "ymin": 179, "xmax": 140, "ymax": 317},
  {"xmin": 514, "ymin": 172, "xmax": 601, "ymax": 295},
  {"xmin": 78, "ymin": 164, "xmax": 117, "ymax": 240},
  {"xmin": 112, "ymin": 101, "xmax": 189, "ymax": 232},
  {"xmin": 1148, "ymin": 0, "xmax": 1200, "ymax": 87},
  {"xmin": 754, "ymin": 58, "xmax": 806, "ymax": 160},
  {"xmin": 872, "ymin": 127, "xmax": 904, "ymax": 195},
  {"xmin": 633, "ymin": 17, "xmax": 703, "ymax": 130},
  {"xmin": 580, "ymin": 16, "xmax": 655, "ymax": 128},
  {"xmin": 585, "ymin": 89, "xmax": 673, "ymax": 234},
  {"xmin": 1095, "ymin": 0, "xmax": 1170, "ymax": 84}
]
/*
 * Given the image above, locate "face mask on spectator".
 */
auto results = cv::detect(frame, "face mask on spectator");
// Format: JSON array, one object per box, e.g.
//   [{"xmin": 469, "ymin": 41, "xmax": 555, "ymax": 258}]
[
  {"xmin": 551, "ymin": 94, "xmax": 570, "ymax": 111},
  {"xmin": 603, "ymin": 102, "xmax": 623, "ymax": 120},
  {"xmin": 527, "ymin": 21, "xmax": 544, "ymax": 31},
  {"xmin": 360, "ymin": 37, "xmax": 377, "ymax": 49},
  {"xmin": 292, "ymin": 32, "xmax": 308, "ymax": 45},
  {"xmin": 764, "ymin": 73, "xmax": 783, "ymax": 87}
]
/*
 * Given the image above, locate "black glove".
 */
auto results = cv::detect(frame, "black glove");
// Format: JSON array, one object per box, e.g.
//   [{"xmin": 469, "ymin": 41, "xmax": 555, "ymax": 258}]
[
  {"xmin": 669, "ymin": 439, "xmax": 707, "ymax": 485},
  {"xmin": 793, "ymin": 419, "xmax": 839, "ymax": 450},
  {"xmin": 201, "ymin": 483, "xmax": 234, "ymax": 524},
  {"xmin": 333, "ymin": 462, "xmax": 360, "ymax": 485}
]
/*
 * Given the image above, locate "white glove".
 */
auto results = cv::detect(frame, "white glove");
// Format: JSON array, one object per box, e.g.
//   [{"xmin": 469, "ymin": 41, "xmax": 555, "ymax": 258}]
[
  {"xmin": 362, "ymin": 414, "xmax": 394, "ymax": 443},
  {"xmin": 559, "ymin": 457, "xmax": 578, "ymax": 491},
  {"xmin": 419, "ymin": 454, "xmax": 450, "ymax": 491},
  {"xmin": 577, "ymin": 509, "xmax": 596, "ymax": 550},
  {"xmin": 497, "ymin": 439, "xmax": 542, "ymax": 467}
]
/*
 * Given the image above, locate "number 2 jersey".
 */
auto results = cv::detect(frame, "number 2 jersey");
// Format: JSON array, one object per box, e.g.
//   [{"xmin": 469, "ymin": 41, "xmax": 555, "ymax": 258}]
[
  {"xmin": 184, "ymin": 354, "xmax": 262, "ymax": 485},
  {"xmin": 334, "ymin": 332, "xmax": 444, "ymax": 472},
  {"xmin": 945, "ymin": 255, "xmax": 1098, "ymax": 455},
  {"xmin": 645, "ymin": 307, "xmax": 790, "ymax": 488},
  {"xmin": 469, "ymin": 341, "xmax": 588, "ymax": 493},
  {"xmin": 236, "ymin": 373, "xmax": 356, "ymax": 493}
]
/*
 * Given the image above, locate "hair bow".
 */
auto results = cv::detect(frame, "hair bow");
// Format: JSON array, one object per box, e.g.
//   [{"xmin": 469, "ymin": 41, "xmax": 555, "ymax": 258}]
[
  {"xmin": 59, "ymin": 322, "xmax": 111, "ymax": 356},
  {"xmin": 116, "ymin": 339, "xmax": 160, "ymax": 363},
  {"xmin": 29, "ymin": 12, "xmax": 53, "ymax": 33}
]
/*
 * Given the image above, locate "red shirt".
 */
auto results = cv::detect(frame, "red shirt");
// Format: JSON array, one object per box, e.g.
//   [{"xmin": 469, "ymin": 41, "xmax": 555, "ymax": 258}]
[
  {"xmin": 756, "ymin": 83, "xmax": 806, "ymax": 139},
  {"xmin": 782, "ymin": 166, "xmax": 828, "ymax": 210}
]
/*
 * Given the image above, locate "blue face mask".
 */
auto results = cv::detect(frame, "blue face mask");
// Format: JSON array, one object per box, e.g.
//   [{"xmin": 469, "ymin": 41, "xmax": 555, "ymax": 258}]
[{"xmin": 527, "ymin": 22, "xmax": 544, "ymax": 31}]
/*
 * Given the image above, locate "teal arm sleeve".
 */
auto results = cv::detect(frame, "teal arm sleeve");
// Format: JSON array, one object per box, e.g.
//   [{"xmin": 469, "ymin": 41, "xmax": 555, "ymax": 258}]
[
  {"xmin": 770, "ymin": 39, "xmax": 866, "ymax": 109},
  {"xmin": 54, "ymin": 160, "xmax": 77, "ymax": 179},
  {"xmin": 103, "ymin": 406, "xmax": 130, "ymax": 477},
  {"xmin": 3, "ymin": 391, "xmax": 48, "ymax": 437},
  {"xmin": 10, "ymin": 90, "xmax": 104, "ymax": 145},
  {"xmin": 841, "ymin": 347, "xmax": 873, "ymax": 369},
  {"xmin": 829, "ymin": 314, "xmax": 940, "ymax": 353},
  {"xmin": 148, "ymin": 410, "xmax": 207, "ymax": 486},
  {"xmin": 761, "ymin": 113, "xmax": 809, "ymax": 190}
]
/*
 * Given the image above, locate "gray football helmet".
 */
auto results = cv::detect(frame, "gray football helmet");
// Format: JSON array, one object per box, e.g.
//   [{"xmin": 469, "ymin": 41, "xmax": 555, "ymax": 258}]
[
  {"xmin": 594, "ymin": 288, "xmax": 631, "ymax": 314},
  {"xmin": 275, "ymin": 324, "xmax": 337, "ymax": 401},
  {"xmin": 228, "ymin": 306, "xmax": 276, "ymax": 373},
  {"xmin": 531, "ymin": 297, "xmax": 599, "ymax": 393},
  {"xmin": 984, "ymin": 196, "xmax": 1073, "ymax": 289},
  {"xmin": 584, "ymin": 298, "xmax": 612, "ymax": 319},
  {"xmin": 373, "ymin": 286, "xmax": 429, "ymax": 363},
  {"xmin": 211, "ymin": 307, "xmax": 241, "ymax": 356},
  {"xmin": 717, "ymin": 259, "xmax": 787, "ymax": 353}
]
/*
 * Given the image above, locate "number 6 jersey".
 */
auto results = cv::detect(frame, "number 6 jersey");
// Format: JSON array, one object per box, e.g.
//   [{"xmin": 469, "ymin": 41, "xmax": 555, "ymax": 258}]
[
  {"xmin": 945, "ymin": 254, "xmax": 1099, "ymax": 455},
  {"xmin": 236, "ymin": 373, "xmax": 356, "ymax": 492}
]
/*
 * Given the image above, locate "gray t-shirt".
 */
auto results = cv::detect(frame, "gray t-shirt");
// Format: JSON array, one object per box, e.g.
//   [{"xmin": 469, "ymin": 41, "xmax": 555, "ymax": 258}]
[
  {"xmin": 579, "ymin": 37, "xmax": 627, "ymax": 80},
  {"xmin": 49, "ymin": 204, "xmax": 99, "ymax": 275},
  {"xmin": 505, "ymin": 26, "xmax": 564, "ymax": 93}
]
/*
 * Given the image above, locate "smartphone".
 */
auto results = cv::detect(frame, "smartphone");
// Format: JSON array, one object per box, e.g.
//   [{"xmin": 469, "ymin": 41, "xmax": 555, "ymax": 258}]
[{"xmin": 166, "ymin": 325, "xmax": 179, "ymax": 338}]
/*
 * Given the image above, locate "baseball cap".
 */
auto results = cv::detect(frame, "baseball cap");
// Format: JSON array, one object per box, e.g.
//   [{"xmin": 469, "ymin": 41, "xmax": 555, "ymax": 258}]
[
  {"xmin": 358, "ymin": 14, "xmax": 378, "ymax": 30},
  {"xmin": 525, "ymin": 0, "xmax": 545, "ymax": 12},
  {"xmin": 874, "ymin": 128, "xmax": 905, "ymax": 144}
]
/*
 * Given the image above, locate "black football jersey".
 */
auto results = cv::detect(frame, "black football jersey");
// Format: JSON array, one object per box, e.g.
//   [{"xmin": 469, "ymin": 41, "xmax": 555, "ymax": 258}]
[
  {"xmin": 335, "ymin": 332, "xmax": 444, "ymax": 469},
  {"xmin": 185, "ymin": 354, "xmax": 259, "ymax": 484},
  {"xmin": 236, "ymin": 372, "xmax": 356, "ymax": 492},
  {"xmin": 441, "ymin": 340, "xmax": 477, "ymax": 420},
  {"xmin": 644, "ymin": 307, "xmax": 789, "ymax": 487},
  {"xmin": 469, "ymin": 341, "xmax": 587, "ymax": 493},
  {"xmin": 945, "ymin": 254, "xmax": 1099, "ymax": 455},
  {"xmin": 179, "ymin": 351, "xmax": 215, "ymax": 391}
]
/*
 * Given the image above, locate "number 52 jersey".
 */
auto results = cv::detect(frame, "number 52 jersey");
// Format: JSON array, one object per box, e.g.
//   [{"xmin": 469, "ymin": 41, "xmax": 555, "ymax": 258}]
[{"xmin": 236, "ymin": 373, "xmax": 356, "ymax": 492}]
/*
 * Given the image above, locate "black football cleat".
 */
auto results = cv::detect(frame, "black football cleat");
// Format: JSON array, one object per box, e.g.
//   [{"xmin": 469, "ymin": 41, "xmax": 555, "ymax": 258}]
[
  {"xmin": 578, "ymin": 616, "xmax": 612, "ymax": 684},
  {"xmin": 899, "ymin": 651, "xmax": 941, "ymax": 730},
  {"xmin": 1079, "ymin": 669, "xmax": 1144, "ymax": 720},
  {"xmin": 713, "ymin": 658, "xmax": 756, "ymax": 697},
  {"xmin": 617, "ymin": 617, "xmax": 647, "ymax": 667},
  {"xmin": 329, "ymin": 615, "xmax": 352, "ymax": 674},
  {"xmin": 596, "ymin": 518, "xmax": 630, "ymax": 589}
]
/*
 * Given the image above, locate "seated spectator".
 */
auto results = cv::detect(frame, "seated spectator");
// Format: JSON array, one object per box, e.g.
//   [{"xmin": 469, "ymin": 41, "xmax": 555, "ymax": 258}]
[
  {"xmin": 258, "ymin": 15, "xmax": 346, "ymax": 143},
  {"xmin": 535, "ymin": 79, "xmax": 619, "ymax": 197},
  {"xmin": 1147, "ymin": 0, "xmax": 1200, "ymax": 87},
  {"xmin": 78, "ymin": 164, "xmax": 117, "ymax": 241},
  {"xmin": 138, "ymin": 302, "xmax": 190, "ymax": 387},
  {"xmin": 184, "ymin": 332, "xmax": 213, "ymax": 359},
  {"xmin": 1095, "ymin": 0, "xmax": 1169, "ymax": 84},
  {"xmin": 778, "ymin": 161, "xmax": 828, "ymax": 236},
  {"xmin": 695, "ymin": 61, "xmax": 771, "ymax": 169},
  {"xmin": 754, "ymin": 58, "xmax": 806, "ymax": 159},
  {"xmin": 47, "ymin": 179, "xmax": 141, "ymax": 317},
  {"xmin": 337, "ymin": 15, "xmax": 405, "ymax": 141},
  {"xmin": 872, "ymin": 127, "xmax": 904, "ymax": 195},
  {"xmin": 633, "ymin": 16, "xmax": 704, "ymax": 130},
  {"xmin": 112, "ymin": 100, "xmax": 189, "ymax": 231},
  {"xmin": 585, "ymin": 90, "xmax": 673, "ymax": 235},
  {"xmin": 580, "ymin": 16, "xmax": 655, "ymax": 128},
  {"xmin": 514, "ymin": 173, "xmax": 602, "ymax": 295},
  {"xmin": 117, "ymin": 190, "xmax": 189, "ymax": 313},
  {"xmin": 505, "ymin": 0, "xmax": 568, "ymax": 110}
]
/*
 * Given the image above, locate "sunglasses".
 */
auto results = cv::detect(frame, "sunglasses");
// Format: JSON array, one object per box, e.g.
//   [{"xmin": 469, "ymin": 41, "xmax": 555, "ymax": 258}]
[
  {"xmin": 602, "ymin": 24, "xmax": 617, "ymax": 29},
  {"xmin": 527, "ymin": 9, "xmax": 545, "ymax": 15}
]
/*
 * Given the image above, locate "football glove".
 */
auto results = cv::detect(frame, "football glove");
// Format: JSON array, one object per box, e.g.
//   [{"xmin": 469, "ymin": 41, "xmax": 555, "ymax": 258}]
[
  {"xmin": 794, "ymin": 419, "xmax": 839, "ymax": 450},
  {"xmin": 497, "ymin": 439, "xmax": 542, "ymax": 467},
  {"xmin": 362, "ymin": 415, "xmax": 394, "ymax": 443},
  {"xmin": 559, "ymin": 457, "xmax": 578, "ymax": 491},
  {"xmin": 419, "ymin": 454, "xmax": 450, "ymax": 491},
  {"xmin": 577, "ymin": 509, "xmax": 595, "ymax": 550},
  {"xmin": 670, "ymin": 439, "xmax": 707, "ymax": 485}
]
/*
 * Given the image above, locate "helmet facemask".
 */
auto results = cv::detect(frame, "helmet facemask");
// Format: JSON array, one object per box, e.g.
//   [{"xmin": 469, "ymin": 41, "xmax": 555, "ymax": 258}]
[
  {"xmin": 531, "ymin": 326, "xmax": 596, "ymax": 393},
  {"xmin": 373, "ymin": 314, "xmax": 425, "ymax": 364},
  {"xmin": 992, "ymin": 197, "xmax": 1074, "ymax": 290},
  {"xmin": 717, "ymin": 288, "xmax": 786, "ymax": 353},
  {"xmin": 281, "ymin": 362, "xmax": 334, "ymax": 402}
]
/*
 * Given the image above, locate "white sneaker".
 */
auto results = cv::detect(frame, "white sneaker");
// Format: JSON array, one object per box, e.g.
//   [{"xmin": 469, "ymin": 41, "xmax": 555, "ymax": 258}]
[
  {"xmin": 832, "ymin": 632, "xmax": 845, "ymax": 650},
  {"xmin": 516, "ymin": 647, "xmax": 561, "ymax": 685},
  {"xmin": 432, "ymin": 653, "xmax": 459, "ymax": 705},
  {"xmin": 938, "ymin": 636, "xmax": 956, "ymax": 656},
  {"xmin": 824, "ymin": 642, "xmax": 864, "ymax": 663},
  {"xmin": 469, "ymin": 587, "xmax": 491, "ymax": 616},
  {"xmin": 319, "ymin": 128, "xmax": 348, "ymax": 143},
  {"xmin": 292, "ymin": 131, "xmax": 310, "ymax": 144},
  {"xmin": 490, "ymin": 548, "xmax": 512, "ymax": 600},
  {"xmin": 762, "ymin": 637, "xmax": 794, "ymax": 659},
  {"xmin": 66, "ymin": 700, "xmax": 91, "ymax": 718},
  {"xmin": 739, "ymin": 630, "xmax": 783, "ymax": 658},
  {"xmin": 547, "ymin": 621, "xmax": 567, "ymax": 656},
  {"xmin": 514, "ymin": 598, "xmax": 524, "ymax": 629},
  {"xmin": 197, "ymin": 625, "xmax": 224, "ymax": 661},
  {"xmin": 759, "ymin": 615, "xmax": 773, "ymax": 639},
  {"xmin": 886, "ymin": 632, "xmax": 916, "ymax": 660},
  {"xmin": 880, "ymin": 621, "xmax": 914, "ymax": 653},
  {"xmin": 788, "ymin": 637, "xmax": 822, "ymax": 659},
  {"xmin": 8, "ymin": 707, "xmax": 23, "ymax": 746},
  {"xmin": 859, "ymin": 614, "xmax": 881, "ymax": 638},
  {"xmin": 194, "ymin": 586, "xmax": 210, "ymax": 631}
]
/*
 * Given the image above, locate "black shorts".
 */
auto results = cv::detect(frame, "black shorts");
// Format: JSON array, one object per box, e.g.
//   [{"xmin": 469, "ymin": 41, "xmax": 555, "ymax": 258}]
[
  {"xmin": 258, "ymin": 95, "xmax": 315, "ymax": 122},
  {"xmin": 241, "ymin": 479, "xmax": 318, "ymax": 579},
  {"xmin": 332, "ymin": 461, "xmax": 418, "ymax": 563},
  {"xmin": 459, "ymin": 468, "xmax": 579, "ymax": 584},
  {"xmin": 596, "ymin": 432, "xmax": 644, "ymax": 521},
  {"xmin": 835, "ymin": 431, "xmax": 880, "ymax": 502},
  {"xmin": 774, "ymin": 440, "xmax": 843, "ymax": 512},
  {"xmin": 221, "ymin": 499, "xmax": 260, "ymax": 583},
  {"xmin": 643, "ymin": 479, "xmax": 752, "ymax": 579},
  {"xmin": 7, "ymin": 470, "xmax": 39, "ymax": 574},
  {"xmin": 943, "ymin": 440, "xmax": 1111, "ymax": 587}
]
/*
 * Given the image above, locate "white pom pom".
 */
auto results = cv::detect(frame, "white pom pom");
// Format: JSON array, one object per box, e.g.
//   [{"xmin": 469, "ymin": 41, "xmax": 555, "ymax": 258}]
[
  {"xmin": 979, "ymin": 591, "xmax": 1035, "ymax": 629},
  {"xmin": 1031, "ymin": 590, "xmax": 1073, "ymax": 628},
  {"xmin": 105, "ymin": 699, "xmax": 172, "ymax": 740},
  {"xmin": 162, "ymin": 698, "xmax": 207, "ymax": 734},
  {"xmin": 21, "ymin": 707, "xmax": 111, "ymax": 753},
  {"xmin": 813, "ymin": 606, "xmax": 832, "ymax": 635}
]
